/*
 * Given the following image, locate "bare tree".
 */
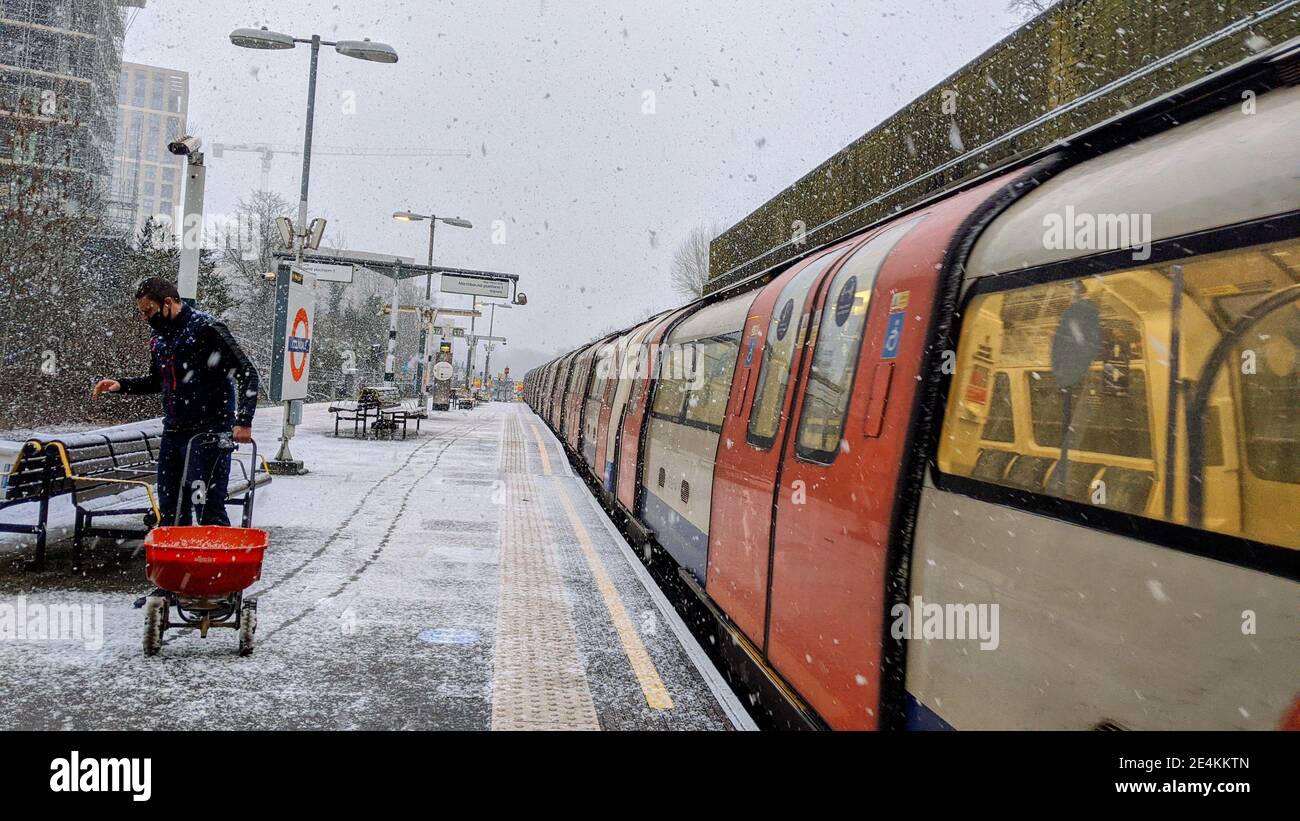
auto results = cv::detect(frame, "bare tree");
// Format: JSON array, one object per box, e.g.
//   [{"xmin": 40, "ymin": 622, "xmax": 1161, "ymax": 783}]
[
  {"xmin": 0, "ymin": 86, "xmax": 152, "ymax": 429},
  {"xmin": 219, "ymin": 190, "xmax": 292, "ymax": 305},
  {"xmin": 669, "ymin": 222, "xmax": 721, "ymax": 300},
  {"xmin": 1007, "ymin": 0, "xmax": 1058, "ymax": 20}
]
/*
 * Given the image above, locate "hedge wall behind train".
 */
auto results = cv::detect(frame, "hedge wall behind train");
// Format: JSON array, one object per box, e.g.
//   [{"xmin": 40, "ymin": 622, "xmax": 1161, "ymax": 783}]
[{"xmin": 707, "ymin": 0, "xmax": 1300, "ymax": 291}]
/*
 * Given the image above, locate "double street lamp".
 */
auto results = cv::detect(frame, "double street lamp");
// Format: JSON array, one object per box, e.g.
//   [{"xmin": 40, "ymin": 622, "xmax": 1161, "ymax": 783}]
[
  {"xmin": 393, "ymin": 211, "xmax": 473, "ymax": 397},
  {"xmin": 229, "ymin": 25, "xmax": 398, "ymax": 473},
  {"xmin": 230, "ymin": 27, "xmax": 398, "ymax": 239}
]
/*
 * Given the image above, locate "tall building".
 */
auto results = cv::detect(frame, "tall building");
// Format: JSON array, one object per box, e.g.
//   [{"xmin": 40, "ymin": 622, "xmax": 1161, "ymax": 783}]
[
  {"xmin": 107, "ymin": 60, "xmax": 187, "ymax": 237},
  {"xmin": 0, "ymin": 1, "xmax": 141, "ymax": 213}
]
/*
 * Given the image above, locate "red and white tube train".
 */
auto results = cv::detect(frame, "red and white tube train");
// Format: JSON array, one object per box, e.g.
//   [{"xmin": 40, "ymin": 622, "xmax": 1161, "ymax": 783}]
[{"xmin": 525, "ymin": 42, "xmax": 1300, "ymax": 730}]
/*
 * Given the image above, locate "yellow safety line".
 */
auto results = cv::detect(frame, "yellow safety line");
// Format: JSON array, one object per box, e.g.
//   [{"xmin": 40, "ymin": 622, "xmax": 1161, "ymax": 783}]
[
  {"xmin": 528, "ymin": 424, "xmax": 553, "ymax": 476},
  {"xmin": 555, "ymin": 485, "xmax": 673, "ymax": 711},
  {"xmin": 45, "ymin": 441, "xmax": 162, "ymax": 523}
]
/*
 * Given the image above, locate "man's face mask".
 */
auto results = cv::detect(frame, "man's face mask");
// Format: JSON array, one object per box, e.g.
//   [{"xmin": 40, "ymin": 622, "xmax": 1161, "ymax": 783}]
[{"xmin": 141, "ymin": 299, "xmax": 178, "ymax": 332}]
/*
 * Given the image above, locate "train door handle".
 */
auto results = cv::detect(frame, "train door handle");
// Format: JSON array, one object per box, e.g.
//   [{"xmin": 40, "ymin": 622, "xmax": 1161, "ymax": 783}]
[{"xmin": 863, "ymin": 362, "xmax": 894, "ymax": 438}]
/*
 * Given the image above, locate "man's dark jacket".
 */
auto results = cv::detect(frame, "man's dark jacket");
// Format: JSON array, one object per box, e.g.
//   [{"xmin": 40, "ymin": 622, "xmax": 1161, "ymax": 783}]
[{"xmin": 117, "ymin": 305, "xmax": 259, "ymax": 432}]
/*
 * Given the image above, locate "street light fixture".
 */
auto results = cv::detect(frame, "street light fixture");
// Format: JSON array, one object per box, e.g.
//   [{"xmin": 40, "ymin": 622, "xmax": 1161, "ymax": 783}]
[
  {"xmin": 392, "ymin": 211, "xmax": 473, "ymax": 233},
  {"xmin": 229, "ymin": 27, "xmax": 295, "ymax": 49},
  {"xmin": 230, "ymin": 24, "xmax": 398, "ymax": 474},
  {"xmin": 230, "ymin": 27, "xmax": 400, "ymax": 235},
  {"xmin": 334, "ymin": 39, "xmax": 399, "ymax": 63}
]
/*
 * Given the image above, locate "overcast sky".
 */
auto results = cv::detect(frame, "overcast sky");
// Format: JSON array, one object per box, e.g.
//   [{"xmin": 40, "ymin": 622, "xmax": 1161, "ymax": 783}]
[{"xmin": 122, "ymin": 0, "xmax": 1025, "ymax": 374}]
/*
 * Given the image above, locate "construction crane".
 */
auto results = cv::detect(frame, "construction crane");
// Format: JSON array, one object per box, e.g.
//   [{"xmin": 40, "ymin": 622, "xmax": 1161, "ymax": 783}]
[{"xmin": 210, "ymin": 143, "xmax": 471, "ymax": 191}]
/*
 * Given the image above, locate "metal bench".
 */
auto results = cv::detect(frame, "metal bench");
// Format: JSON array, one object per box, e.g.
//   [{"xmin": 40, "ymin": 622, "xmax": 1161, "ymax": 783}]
[
  {"xmin": 377, "ymin": 399, "xmax": 428, "ymax": 440},
  {"xmin": 0, "ymin": 422, "xmax": 271, "ymax": 570},
  {"xmin": 327, "ymin": 399, "xmax": 370, "ymax": 437},
  {"xmin": 329, "ymin": 387, "xmax": 426, "ymax": 439}
]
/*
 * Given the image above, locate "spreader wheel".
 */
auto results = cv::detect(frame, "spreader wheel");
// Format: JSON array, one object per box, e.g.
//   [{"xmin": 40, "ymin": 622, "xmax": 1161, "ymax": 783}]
[
  {"xmin": 238, "ymin": 599, "xmax": 257, "ymax": 656},
  {"xmin": 143, "ymin": 597, "xmax": 166, "ymax": 656}
]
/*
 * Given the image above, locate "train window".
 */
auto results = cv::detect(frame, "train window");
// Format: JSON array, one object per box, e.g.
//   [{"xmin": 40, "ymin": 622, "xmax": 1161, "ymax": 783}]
[
  {"xmin": 747, "ymin": 253, "xmax": 839, "ymax": 449},
  {"xmin": 1241, "ymin": 306, "xmax": 1300, "ymax": 484},
  {"xmin": 981, "ymin": 373, "xmax": 1015, "ymax": 443},
  {"xmin": 625, "ymin": 341, "xmax": 650, "ymax": 415},
  {"xmin": 652, "ymin": 341, "xmax": 693, "ymax": 419},
  {"xmin": 1026, "ymin": 369, "xmax": 1152, "ymax": 458},
  {"xmin": 585, "ymin": 354, "xmax": 604, "ymax": 399},
  {"xmin": 684, "ymin": 334, "xmax": 741, "ymax": 429},
  {"xmin": 938, "ymin": 235, "xmax": 1300, "ymax": 550},
  {"xmin": 795, "ymin": 216, "xmax": 924, "ymax": 462}
]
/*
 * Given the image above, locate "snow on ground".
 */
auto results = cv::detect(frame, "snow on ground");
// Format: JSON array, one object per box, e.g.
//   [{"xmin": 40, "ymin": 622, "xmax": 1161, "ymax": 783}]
[{"xmin": 0, "ymin": 401, "xmax": 741, "ymax": 730}]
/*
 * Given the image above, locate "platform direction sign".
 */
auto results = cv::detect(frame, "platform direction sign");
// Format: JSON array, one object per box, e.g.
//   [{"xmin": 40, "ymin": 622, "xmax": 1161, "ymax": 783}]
[
  {"xmin": 294, "ymin": 262, "xmax": 354, "ymax": 283},
  {"xmin": 441, "ymin": 272, "xmax": 511, "ymax": 299}
]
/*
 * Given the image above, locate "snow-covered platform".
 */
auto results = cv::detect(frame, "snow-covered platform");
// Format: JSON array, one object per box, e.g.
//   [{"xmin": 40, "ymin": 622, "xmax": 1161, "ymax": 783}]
[{"xmin": 0, "ymin": 402, "xmax": 751, "ymax": 730}]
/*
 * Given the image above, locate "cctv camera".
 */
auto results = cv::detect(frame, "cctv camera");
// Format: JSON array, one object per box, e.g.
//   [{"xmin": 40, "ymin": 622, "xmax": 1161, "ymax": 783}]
[{"xmin": 168, "ymin": 135, "xmax": 202, "ymax": 156}]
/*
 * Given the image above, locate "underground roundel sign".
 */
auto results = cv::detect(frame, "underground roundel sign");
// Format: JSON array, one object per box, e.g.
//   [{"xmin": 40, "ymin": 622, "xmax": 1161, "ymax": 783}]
[
  {"xmin": 432, "ymin": 361, "xmax": 454, "ymax": 382},
  {"xmin": 274, "ymin": 267, "xmax": 316, "ymax": 401},
  {"xmin": 288, "ymin": 308, "xmax": 311, "ymax": 381}
]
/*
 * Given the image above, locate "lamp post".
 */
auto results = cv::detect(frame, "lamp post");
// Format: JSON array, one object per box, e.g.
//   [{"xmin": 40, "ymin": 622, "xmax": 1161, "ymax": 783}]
[
  {"xmin": 393, "ymin": 211, "xmax": 472, "ymax": 398},
  {"xmin": 230, "ymin": 26, "xmax": 397, "ymax": 474},
  {"xmin": 481, "ymin": 301, "xmax": 511, "ymax": 388},
  {"xmin": 231, "ymin": 28, "xmax": 398, "ymax": 237}
]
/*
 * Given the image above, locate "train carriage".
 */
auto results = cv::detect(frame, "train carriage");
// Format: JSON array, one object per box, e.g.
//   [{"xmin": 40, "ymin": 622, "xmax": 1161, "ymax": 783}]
[
  {"xmin": 639, "ymin": 292, "xmax": 754, "ymax": 582},
  {"xmin": 525, "ymin": 41, "xmax": 1300, "ymax": 730}
]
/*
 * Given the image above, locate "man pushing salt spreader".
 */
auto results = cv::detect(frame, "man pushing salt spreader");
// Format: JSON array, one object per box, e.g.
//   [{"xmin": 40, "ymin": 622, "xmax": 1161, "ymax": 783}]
[{"xmin": 92, "ymin": 277, "xmax": 260, "ymax": 527}]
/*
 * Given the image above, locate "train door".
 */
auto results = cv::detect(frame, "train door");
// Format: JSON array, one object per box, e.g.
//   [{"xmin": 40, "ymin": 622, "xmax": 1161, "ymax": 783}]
[
  {"xmin": 567, "ymin": 346, "xmax": 595, "ymax": 450},
  {"xmin": 705, "ymin": 246, "xmax": 848, "ymax": 645},
  {"xmin": 547, "ymin": 355, "xmax": 568, "ymax": 427},
  {"xmin": 579, "ymin": 340, "xmax": 614, "ymax": 460},
  {"xmin": 554, "ymin": 351, "xmax": 577, "ymax": 432},
  {"xmin": 589, "ymin": 338, "xmax": 621, "ymax": 475},
  {"xmin": 766, "ymin": 180, "xmax": 1007, "ymax": 729},
  {"xmin": 615, "ymin": 307, "xmax": 694, "ymax": 514},
  {"xmin": 606, "ymin": 318, "xmax": 663, "ymax": 493}
]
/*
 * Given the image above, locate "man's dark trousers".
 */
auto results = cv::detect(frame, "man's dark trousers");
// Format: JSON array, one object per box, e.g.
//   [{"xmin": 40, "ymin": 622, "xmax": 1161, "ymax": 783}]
[{"xmin": 157, "ymin": 429, "xmax": 232, "ymax": 526}]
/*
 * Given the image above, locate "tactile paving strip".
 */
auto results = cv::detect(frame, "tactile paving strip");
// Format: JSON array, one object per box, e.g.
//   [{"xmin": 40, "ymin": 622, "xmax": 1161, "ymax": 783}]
[
  {"xmin": 500, "ymin": 408, "xmax": 529, "ymax": 475},
  {"xmin": 491, "ymin": 414, "xmax": 599, "ymax": 730}
]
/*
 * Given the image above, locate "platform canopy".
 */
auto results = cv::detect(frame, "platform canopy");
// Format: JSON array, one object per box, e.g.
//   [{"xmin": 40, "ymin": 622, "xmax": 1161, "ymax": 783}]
[{"xmin": 274, "ymin": 249, "xmax": 518, "ymax": 285}]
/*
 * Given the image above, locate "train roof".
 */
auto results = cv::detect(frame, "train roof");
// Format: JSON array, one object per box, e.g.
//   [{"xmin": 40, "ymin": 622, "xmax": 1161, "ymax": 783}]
[{"xmin": 968, "ymin": 81, "xmax": 1300, "ymax": 277}]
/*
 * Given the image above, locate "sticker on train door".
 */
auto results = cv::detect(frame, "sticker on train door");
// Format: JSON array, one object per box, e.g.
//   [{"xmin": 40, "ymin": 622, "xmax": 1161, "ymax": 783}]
[{"xmin": 882, "ymin": 312, "xmax": 905, "ymax": 359}]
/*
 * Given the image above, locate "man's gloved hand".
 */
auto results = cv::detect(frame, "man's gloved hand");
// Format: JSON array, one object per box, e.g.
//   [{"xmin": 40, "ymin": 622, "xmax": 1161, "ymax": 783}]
[{"xmin": 232, "ymin": 425, "xmax": 253, "ymax": 444}]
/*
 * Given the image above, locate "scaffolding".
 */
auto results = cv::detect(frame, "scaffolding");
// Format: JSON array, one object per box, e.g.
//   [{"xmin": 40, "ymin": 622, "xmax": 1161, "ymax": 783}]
[{"xmin": 0, "ymin": 0, "xmax": 134, "ymax": 214}]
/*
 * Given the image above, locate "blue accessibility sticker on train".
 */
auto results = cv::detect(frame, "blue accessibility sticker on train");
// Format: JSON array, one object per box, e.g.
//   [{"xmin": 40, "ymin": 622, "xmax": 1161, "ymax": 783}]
[{"xmin": 881, "ymin": 312, "xmax": 905, "ymax": 359}]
